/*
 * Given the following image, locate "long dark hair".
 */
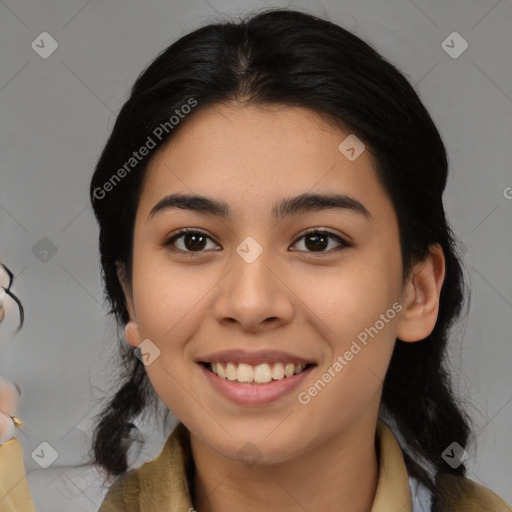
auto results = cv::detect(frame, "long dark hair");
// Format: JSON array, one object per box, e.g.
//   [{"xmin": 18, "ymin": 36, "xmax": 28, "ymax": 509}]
[{"xmin": 88, "ymin": 8, "xmax": 473, "ymax": 497}]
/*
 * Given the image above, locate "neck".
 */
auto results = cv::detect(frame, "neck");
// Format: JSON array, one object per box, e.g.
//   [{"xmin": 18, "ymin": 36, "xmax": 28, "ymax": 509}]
[{"xmin": 189, "ymin": 407, "xmax": 380, "ymax": 512}]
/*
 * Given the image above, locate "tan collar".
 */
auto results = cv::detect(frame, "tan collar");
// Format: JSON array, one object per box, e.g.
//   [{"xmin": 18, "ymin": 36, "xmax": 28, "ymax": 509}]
[
  {"xmin": 372, "ymin": 419, "xmax": 413, "ymax": 511},
  {"xmin": 100, "ymin": 419, "xmax": 413, "ymax": 511}
]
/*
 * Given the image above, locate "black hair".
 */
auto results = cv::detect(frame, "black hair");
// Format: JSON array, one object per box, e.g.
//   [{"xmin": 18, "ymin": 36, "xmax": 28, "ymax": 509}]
[
  {"xmin": 88, "ymin": 7, "xmax": 473, "ymax": 499},
  {"xmin": 0, "ymin": 263, "xmax": 25, "ymax": 331}
]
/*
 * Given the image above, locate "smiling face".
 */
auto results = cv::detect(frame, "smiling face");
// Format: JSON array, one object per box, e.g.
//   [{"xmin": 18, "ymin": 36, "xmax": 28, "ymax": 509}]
[{"xmin": 118, "ymin": 101, "xmax": 444, "ymax": 465}]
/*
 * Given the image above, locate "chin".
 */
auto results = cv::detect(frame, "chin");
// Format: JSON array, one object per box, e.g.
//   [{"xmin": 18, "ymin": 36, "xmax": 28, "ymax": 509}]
[{"xmin": 205, "ymin": 429, "xmax": 304, "ymax": 467}]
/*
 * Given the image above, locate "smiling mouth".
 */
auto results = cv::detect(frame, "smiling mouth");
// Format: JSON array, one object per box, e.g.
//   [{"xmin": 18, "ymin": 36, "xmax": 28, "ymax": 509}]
[{"xmin": 201, "ymin": 361, "xmax": 316, "ymax": 385}]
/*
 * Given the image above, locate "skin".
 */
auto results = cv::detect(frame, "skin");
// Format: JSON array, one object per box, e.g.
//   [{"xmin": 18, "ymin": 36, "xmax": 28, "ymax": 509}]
[
  {"xmin": 0, "ymin": 378, "xmax": 21, "ymax": 445},
  {"xmin": 118, "ymin": 102, "xmax": 445, "ymax": 512}
]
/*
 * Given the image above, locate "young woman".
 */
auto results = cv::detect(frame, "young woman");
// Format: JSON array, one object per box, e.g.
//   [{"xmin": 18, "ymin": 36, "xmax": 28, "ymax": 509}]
[{"xmin": 1, "ymin": 8, "xmax": 510, "ymax": 512}]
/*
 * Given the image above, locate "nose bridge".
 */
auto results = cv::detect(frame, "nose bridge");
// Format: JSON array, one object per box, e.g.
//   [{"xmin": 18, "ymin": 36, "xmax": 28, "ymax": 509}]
[
  {"xmin": 231, "ymin": 235, "xmax": 276, "ymax": 300},
  {"xmin": 214, "ymin": 236, "xmax": 293, "ymax": 329}
]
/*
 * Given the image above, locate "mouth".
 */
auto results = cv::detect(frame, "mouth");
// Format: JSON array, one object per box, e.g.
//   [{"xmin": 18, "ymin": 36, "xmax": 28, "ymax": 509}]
[{"xmin": 200, "ymin": 361, "xmax": 317, "ymax": 385}]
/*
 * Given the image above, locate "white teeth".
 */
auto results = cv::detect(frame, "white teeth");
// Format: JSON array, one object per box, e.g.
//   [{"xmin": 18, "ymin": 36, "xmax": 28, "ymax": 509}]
[
  {"xmin": 284, "ymin": 363, "xmax": 295, "ymax": 377},
  {"xmin": 208, "ymin": 361, "xmax": 309, "ymax": 384},
  {"xmin": 226, "ymin": 362, "xmax": 237, "ymax": 381},
  {"xmin": 271, "ymin": 362, "xmax": 285, "ymax": 380},
  {"xmin": 294, "ymin": 363, "xmax": 305, "ymax": 374},
  {"xmin": 237, "ymin": 363, "xmax": 254, "ymax": 382},
  {"xmin": 253, "ymin": 363, "xmax": 272, "ymax": 383}
]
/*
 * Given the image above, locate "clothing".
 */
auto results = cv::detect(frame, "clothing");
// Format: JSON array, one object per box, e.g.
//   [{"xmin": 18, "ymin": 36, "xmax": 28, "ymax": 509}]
[
  {"xmin": 0, "ymin": 419, "xmax": 510, "ymax": 511},
  {"xmin": 0, "ymin": 435, "xmax": 36, "ymax": 512},
  {"xmin": 98, "ymin": 419, "xmax": 512, "ymax": 512},
  {"xmin": 409, "ymin": 475, "xmax": 434, "ymax": 511}
]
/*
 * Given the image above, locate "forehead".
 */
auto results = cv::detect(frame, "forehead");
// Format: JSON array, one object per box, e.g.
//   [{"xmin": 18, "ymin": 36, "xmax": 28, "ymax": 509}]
[{"xmin": 137, "ymin": 102, "xmax": 395, "ymax": 226}]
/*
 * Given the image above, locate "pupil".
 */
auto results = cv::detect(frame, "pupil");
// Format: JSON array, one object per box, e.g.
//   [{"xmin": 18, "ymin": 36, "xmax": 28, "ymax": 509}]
[
  {"xmin": 185, "ymin": 234, "xmax": 206, "ymax": 251},
  {"xmin": 306, "ymin": 234, "xmax": 327, "ymax": 251}
]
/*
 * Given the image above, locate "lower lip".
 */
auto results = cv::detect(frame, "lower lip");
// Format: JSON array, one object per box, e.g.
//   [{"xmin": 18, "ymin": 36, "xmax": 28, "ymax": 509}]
[{"xmin": 199, "ymin": 363, "xmax": 315, "ymax": 405}]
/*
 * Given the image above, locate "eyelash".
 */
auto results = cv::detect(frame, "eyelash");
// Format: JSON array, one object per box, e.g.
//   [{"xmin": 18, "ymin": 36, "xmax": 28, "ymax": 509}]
[{"xmin": 163, "ymin": 227, "xmax": 352, "ymax": 255}]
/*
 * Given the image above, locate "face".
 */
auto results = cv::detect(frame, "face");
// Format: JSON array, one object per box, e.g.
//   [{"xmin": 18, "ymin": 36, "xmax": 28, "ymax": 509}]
[{"xmin": 119, "ymin": 102, "xmax": 441, "ymax": 465}]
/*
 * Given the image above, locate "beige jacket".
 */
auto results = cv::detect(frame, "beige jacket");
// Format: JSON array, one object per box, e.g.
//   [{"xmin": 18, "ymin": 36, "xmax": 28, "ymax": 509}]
[
  {"xmin": 98, "ymin": 419, "xmax": 511, "ymax": 511},
  {"xmin": 1, "ymin": 419, "xmax": 510, "ymax": 511}
]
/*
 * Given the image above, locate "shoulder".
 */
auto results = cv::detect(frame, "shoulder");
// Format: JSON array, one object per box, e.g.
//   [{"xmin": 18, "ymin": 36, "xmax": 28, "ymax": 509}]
[
  {"xmin": 433, "ymin": 472, "xmax": 512, "ymax": 512},
  {"xmin": 98, "ymin": 469, "xmax": 140, "ymax": 512},
  {"xmin": 98, "ymin": 422, "xmax": 193, "ymax": 511},
  {"xmin": 0, "ymin": 438, "xmax": 37, "ymax": 512}
]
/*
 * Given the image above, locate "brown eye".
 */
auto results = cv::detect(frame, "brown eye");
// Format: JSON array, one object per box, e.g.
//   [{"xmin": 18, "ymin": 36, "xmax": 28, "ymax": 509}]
[
  {"xmin": 291, "ymin": 229, "xmax": 351, "ymax": 253},
  {"xmin": 164, "ymin": 229, "xmax": 220, "ymax": 253}
]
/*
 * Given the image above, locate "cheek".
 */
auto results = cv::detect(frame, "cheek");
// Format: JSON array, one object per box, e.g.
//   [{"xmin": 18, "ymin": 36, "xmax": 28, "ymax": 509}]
[
  {"xmin": 295, "ymin": 267, "xmax": 399, "ymax": 432},
  {"xmin": 292, "ymin": 253, "xmax": 400, "ymax": 344},
  {"xmin": 289, "ymin": 249, "xmax": 400, "ymax": 405},
  {"xmin": 129, "ymin": 254, "xmax": 217, "ymax": 415},
  {"xmin": 132, "ymin": 245, "xmax": 217, "ymax": 341}
]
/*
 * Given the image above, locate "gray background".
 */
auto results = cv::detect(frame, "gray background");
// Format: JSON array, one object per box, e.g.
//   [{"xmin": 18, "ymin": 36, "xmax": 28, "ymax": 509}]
[{"xmin": 1, "ymin": 0, "xmax": 511, "ymax": 508}]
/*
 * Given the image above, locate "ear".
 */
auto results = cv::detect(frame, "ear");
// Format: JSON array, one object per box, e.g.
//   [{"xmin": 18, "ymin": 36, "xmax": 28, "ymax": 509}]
[
  {"xmin": 116, "ymin": 260, "xmax": 141, "ymax": 348},
  {"xmin": 396, "ymin": 243, "xmax": 446, "ymax": 343}
]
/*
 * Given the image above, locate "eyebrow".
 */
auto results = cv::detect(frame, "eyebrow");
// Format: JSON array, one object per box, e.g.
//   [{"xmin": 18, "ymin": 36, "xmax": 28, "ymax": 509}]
[{"xmin": 148, "ymin": 192, "xmax": 372, "ymax": 222}]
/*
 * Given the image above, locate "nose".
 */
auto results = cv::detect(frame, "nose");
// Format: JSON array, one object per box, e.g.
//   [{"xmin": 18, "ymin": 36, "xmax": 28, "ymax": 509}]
[{"xmin": 213, "ymin": 246, "xmax": 295, "ymax": 333}]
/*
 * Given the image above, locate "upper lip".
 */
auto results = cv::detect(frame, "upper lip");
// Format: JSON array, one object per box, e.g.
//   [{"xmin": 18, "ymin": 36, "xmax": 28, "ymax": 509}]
[{"xmin": 197, "ymin": 349, "xmax": 316, "ymax": 366}]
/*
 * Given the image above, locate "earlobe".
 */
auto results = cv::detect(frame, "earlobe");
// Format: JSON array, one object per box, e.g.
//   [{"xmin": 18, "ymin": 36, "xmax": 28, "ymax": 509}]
[
  {"xmin": 124, "ymin": 320, "xmax": 141, "ymax": 348},
  {"xmin": 396, "ymin": 243, "xmax": 446, "ymax": 343}
]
